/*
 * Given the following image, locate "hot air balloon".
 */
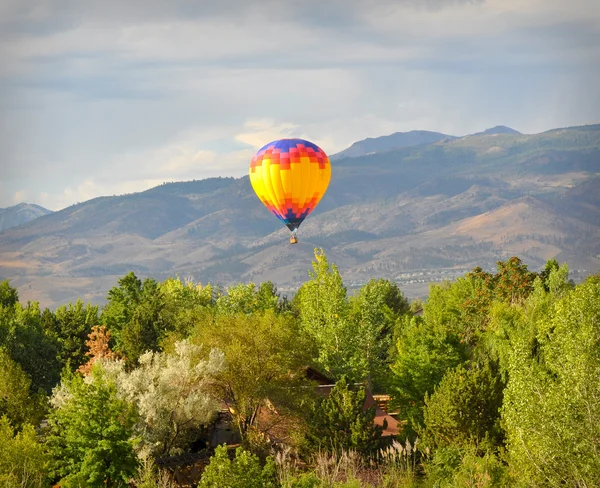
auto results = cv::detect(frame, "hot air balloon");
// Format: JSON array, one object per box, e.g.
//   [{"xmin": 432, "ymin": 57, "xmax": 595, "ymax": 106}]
[{"xmin": 249, "ymin": 138, "xmax": 331, "ymax": 244}]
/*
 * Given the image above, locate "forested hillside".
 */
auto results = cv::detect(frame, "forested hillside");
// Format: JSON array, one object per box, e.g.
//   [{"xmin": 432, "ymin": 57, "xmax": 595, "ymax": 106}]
[
  {"xmin": 2, "ymin": 250, "xmax": 599, "ymax": 486},
  {"xmin": 0, "ymin": 124, "xmax": 599, "ymax": 308}
]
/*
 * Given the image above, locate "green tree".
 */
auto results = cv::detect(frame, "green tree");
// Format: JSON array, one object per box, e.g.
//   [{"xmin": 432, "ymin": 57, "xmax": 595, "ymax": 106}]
[
  {"xmin": 101, "ymin": 271, "xmax": 145, "ymax": 335},
  {"xmin": 0, "ymin": 349, "xmax": 46, "ymax": 429},
  {"xmin": 390, "ymin": 314, "xmax": 467, "ymax": 437},
  {"xmin": 198, "ymin": 444, "xmax": 277, "ymax": 488},
  {"xmin": 295, "ymin": 248, "xmax": 356, "ymax": 380},
  {"xmin": 388, "ymin": 258, "xmax": 547, "ymax": 441},
  {"xmin": 216, "ymin": 283, "xmax": 262, "ymax": 316},
  {"xmin": 451, "ymin": 258, "xmax": 541, "ymax": 346},
  {"xmin": 192, "ymin": 310, "xmax": 314, "ymax": 444},
  {"xmin": 494, "ymin": 256, "xmax": 537, "ymax": 305},
  {"xmin": 305, "ymin": 377, "xmax": 384, "ymax": 456},
  {"xmin": 215, "ymin": 281, "xmax": 283, "ymax": 317},
  {"xmin": 422, "ymin": 359, "xmax": 504, "ymax": 452},
  {"xmin": 0, "ymin": 280, "xmax": 18, "ymax": 308},
  {"xmin": 459, "ymin": 267, "xmax": 497, "ymax": 340},
  {"xmin": 349, "ymin": 278, "xmax": 410, "ymax": 389},
  {"xmin": 101, "ymin": 272, "xmax": 169, "ymax": 364},
  {"xmin": 0, "ymin": 416, "xmax": 50, "ymax": 488},
  {"xmin": 0, "ymin": 300, "xmax": 60, "ymax": 393},
  {"xmin": 161, "ymin": 276, "xmax": 214, "ymax": 309},
  {"xmin": 43, "ymin": 299, "xmax": 99, "ymax": 371},
  {"xmin": 46, "ymin": 365, "xmax": 139, "ymax": 487},
  {"xmin": 160, "ymin": 276, "xmax": 214, "ymax": 338},
  {"xmin": 502, "ymin": 279, "xmax": 600, "ymax": 486},
  {"xmin": 424, "ymin": 277, "xmax": 482, "ymax": 347},
  {"xmin": 256, "ymin": 281, "xmax": 285, "ymax": 313}
]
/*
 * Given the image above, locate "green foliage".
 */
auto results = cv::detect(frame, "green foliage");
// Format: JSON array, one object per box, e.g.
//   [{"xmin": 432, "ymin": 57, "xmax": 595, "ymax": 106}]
[
  {"xmin": 423, "ymin": 276, "xmax": 479, "ymax": 343},
  {"xmin": 458, "ymin": 267, "xmax": 498, "ymax": 341},
  {"xmin": 390, "ymin": 314, "xmax": 467, "ymax": 437},
  {"xmin": 46, "ymin": 365, "xmax": 139, "ymax": 487},
  {"xmin": 458, "ymin": 257, "xmax": 540, "ymax": 343},
  {"xmin": 389, "ymin": 257, "xmax": 546, "ymax": 440},
  {"xmin": 349, "ymin": 278, "xmax": 410, "ymax": 389},
  {"xmin": 160, "ymin": 276, "xmax": 214, "ymax": 338},
  {"xmin": 161, "ymin": 276, "xmax": 214, "ymax": 309},
  {"xmin": 423, "ymin": 446, "xmax": 461, "ymax": 485},
  {"xmin": 424, "ymin": 446, "xmax": 511, "ymax": 488},
  {"xmin": 297, "ymin": 250, "xmax": 411, "ymax": 386},
  {"xmin": 0, "ymin": 348, "xmax": 47, "ymax": 429},
  {"xmin": 409, "ymin": 298, "xmax": 424, "ymax": 315},
  {"xmin": 422, "ymin": 359, "xmax": 504, "ymax": 451},
  {"xmin": 282, "ymin": 472, "xmax": 321, "ymax": 488},
  {"xmin": 0, "ymin": 416, "xmax": 50, "ymax": 488},
  {"xmin": 258, "ymin": 281, "xmax": 291, "ymax": 313},
  {"xmin": 2, "ymin": 255, "xmax": 598, "ymax": 487},
  {"xmin": 43, "ymin": 299, "xmax": 99, "ymax": 371},
  {"xmin": 216, "ymin": 283, "xmax": 259, "ymax": 315},
  {"xmin": 332, "ymin": 479, "xmax": 362, "ymax": 488},
  {"xmin": 192, "ymin": 310, "xmax": 314, "ymax": 444},
  {"xmin": 0, "ymin": 300, "xmax": 60, "ymax": 393},
  {"xmin": 102, "ymin": 272, "xmax": 170, "ymax": 364},
  {"xmin": 0, "ymin": 280, "xmax": 19, "ymax": 308},
  {"xmin": 199, "ymin": 444, "xmax": 277, "ymax": 488},
  {"xmin": 502, "ymin": 279, "xmax": 600, "ymax": 486},
  {"xmin": 494, "ymin": 256, "xmax": 538, "ymax": 305},
  {"xmin": 450, "ymin": 448, "xmax": 511, "ymax": 488},
  {"xmin": 305, "ymin": 377, "xmax": 384, "ymax": 456},
  {"xmin": 215, "ymin": 281, "xmax": 283, "ymax": 316},
  {"xmin": 295, "ymin": 248, "xmax": 355, "ymax": 380}
]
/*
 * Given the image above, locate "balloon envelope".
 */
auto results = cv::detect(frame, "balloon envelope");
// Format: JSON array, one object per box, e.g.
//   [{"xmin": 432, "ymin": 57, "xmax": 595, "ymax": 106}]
[{"xmin": 249, "ymin": 138, "xmax": 331, "ymax": 232}]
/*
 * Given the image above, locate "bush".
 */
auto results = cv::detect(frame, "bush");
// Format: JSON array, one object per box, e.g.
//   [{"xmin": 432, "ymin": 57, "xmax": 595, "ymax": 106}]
[
  {"xmin": 199, "ymin": 444, "xmax": 277, "ymax": 488},
  {"xmin": 423, "ymin": 445, "xmax": 511, "ymax": 488},
  {"xmin": 305, "ymin": 377, "xmax": 383, "ymax": 456},
  {"xmin": 422, "ymin": 359, "xmax": 504, "ymax": 452},
  {"xmin": 0, "ymin": 416, "xmax": 50, "ymax": 488}
]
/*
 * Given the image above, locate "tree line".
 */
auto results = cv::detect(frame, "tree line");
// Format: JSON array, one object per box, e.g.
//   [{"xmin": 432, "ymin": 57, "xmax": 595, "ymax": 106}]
[{"xmin": 1, "ymin": 249, "xmax": 599, "ymax": 487}]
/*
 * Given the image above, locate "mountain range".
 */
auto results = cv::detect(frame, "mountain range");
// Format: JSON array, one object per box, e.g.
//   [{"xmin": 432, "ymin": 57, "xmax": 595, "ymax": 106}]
[
  {"xmin": 0, "ymin": 203, "xmax": 52, "ymax": 232},
  {"xmin": 330, "ymin": 130, "xmax": 457, "ymax": 160},
  {"xmin": 1, "ymin": 124, "xmax": 599, "ymax": 309}
]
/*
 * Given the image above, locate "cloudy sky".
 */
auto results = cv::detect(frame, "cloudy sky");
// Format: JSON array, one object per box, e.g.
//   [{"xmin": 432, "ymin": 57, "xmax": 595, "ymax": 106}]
[{"xmin": 1, "ymin": 0, "xmax": 599, "ymax": 210}]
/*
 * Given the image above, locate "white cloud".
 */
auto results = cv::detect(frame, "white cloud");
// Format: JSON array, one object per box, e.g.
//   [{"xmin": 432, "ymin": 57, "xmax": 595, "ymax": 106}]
[
  {"xmin": 12, "ymin": 190, "xmax": 28, "ymax": 204},
  {"xmin": 234, "ymin": 119, "xmax": 300, "ymax": 149},
  {"xmin": 37, "ymin": 177, "xmax": 167, "ymax": 210}
]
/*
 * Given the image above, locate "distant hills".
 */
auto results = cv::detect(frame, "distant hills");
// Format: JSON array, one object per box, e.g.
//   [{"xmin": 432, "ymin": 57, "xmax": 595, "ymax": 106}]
[
  {"xmin": 0, "ymin": 203, "xmax": 52, "ymax": 232},
  {"xmin": 472, "ymin": 125, "xmax": 521, "ymax": 136},
  {"xmin": 330, "ymin": 130, "xmax": 456, "ymax": 160},
  {"xmin": 329, "ymin": 126, "xmax": 522, "ymax": 160},
  {"xmin": 1, "ymin": 124, "xmax": 599, "ymax": 309}
]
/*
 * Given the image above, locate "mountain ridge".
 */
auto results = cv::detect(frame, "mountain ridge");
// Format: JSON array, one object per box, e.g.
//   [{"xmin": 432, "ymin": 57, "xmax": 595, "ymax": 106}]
[
  {"xmin": 472, "ymin": 125, "xmax": 521, "ymax": 136},
  {"xmin": 0, "ymin": 203, "xmax": 53, "ymax": 232},
  {"xmin": 1, "ymin": 123, "xmax": 599, "ymax": 309},
  {"xmin": 330, "ymin": 130, "xmax": 457, "ymax": 160}
]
